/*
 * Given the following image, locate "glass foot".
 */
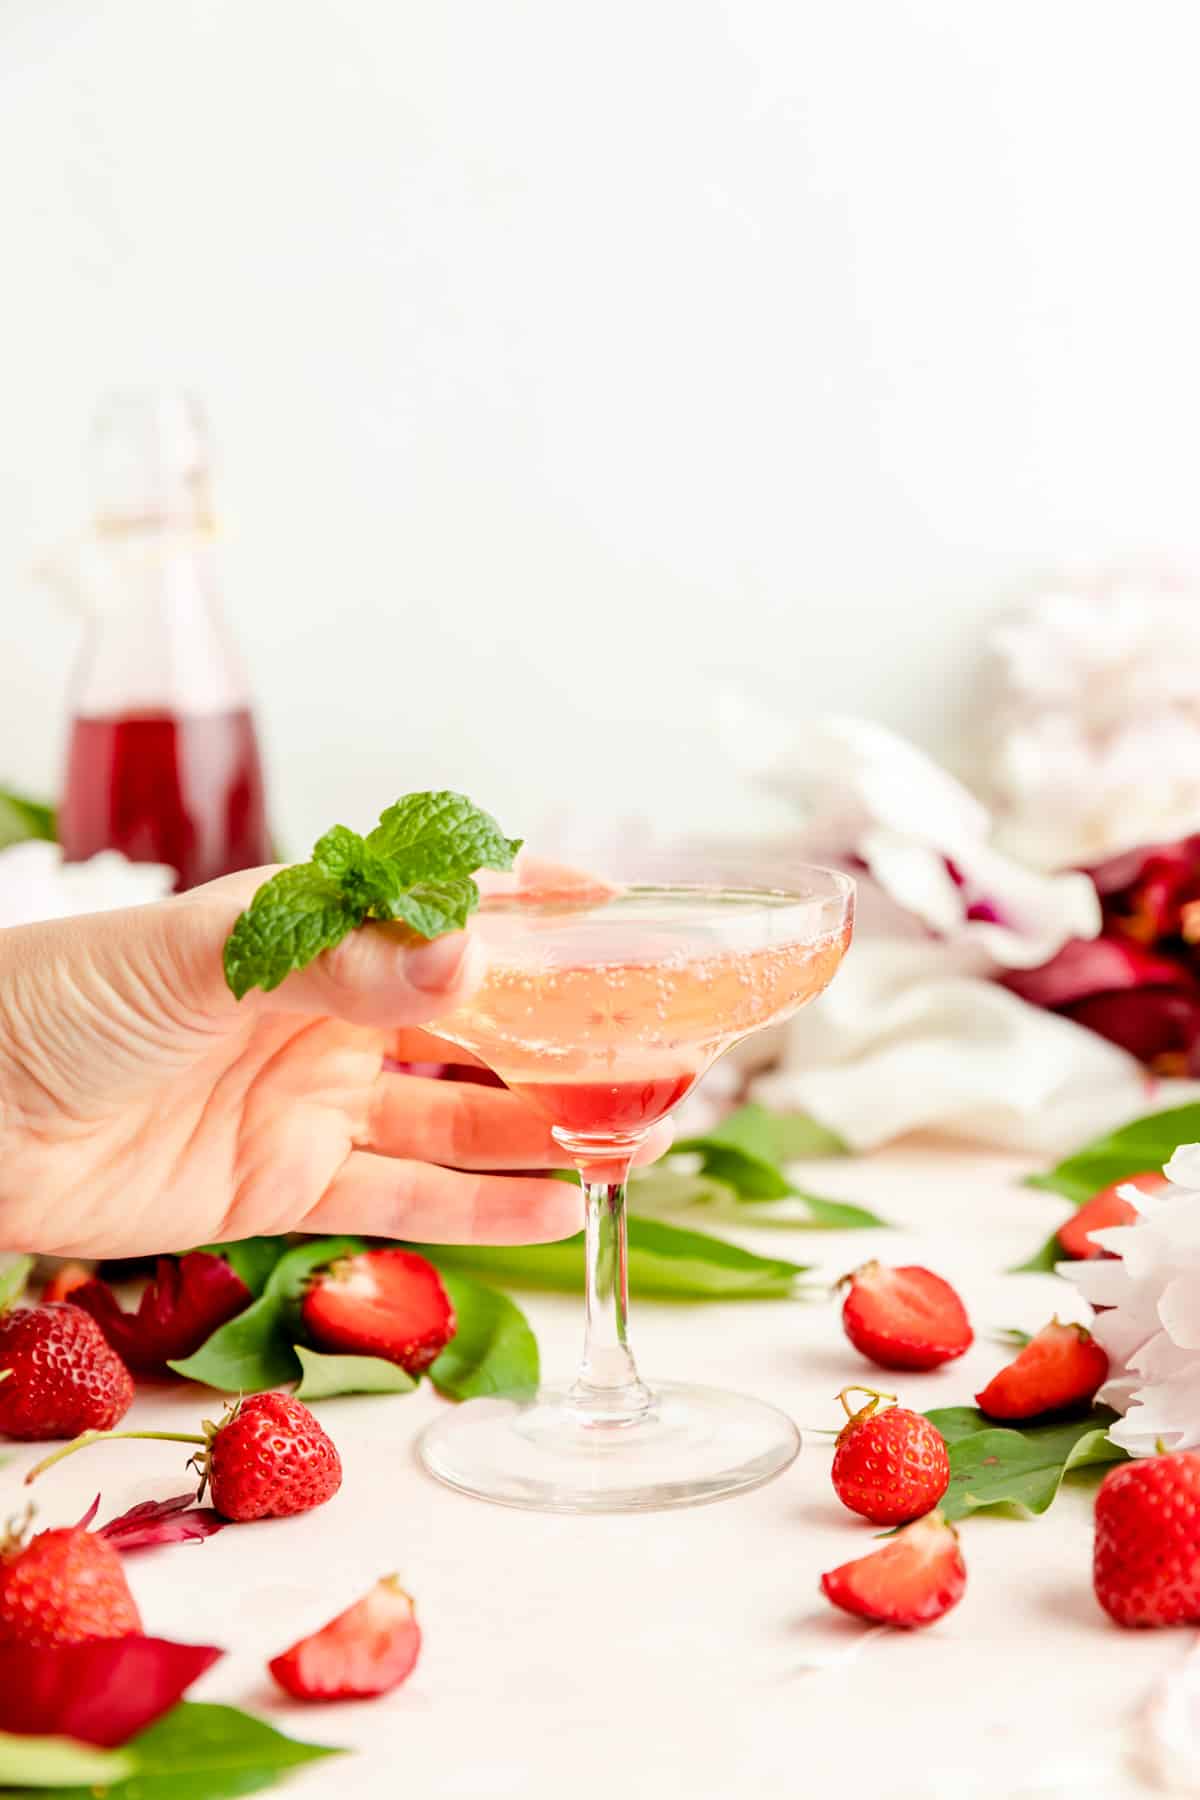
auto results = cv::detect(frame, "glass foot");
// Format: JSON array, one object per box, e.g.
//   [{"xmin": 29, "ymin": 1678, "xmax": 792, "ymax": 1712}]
[{"xmin": 417, "ymin": 1380, "xmax": 800, "ymax": 1513}]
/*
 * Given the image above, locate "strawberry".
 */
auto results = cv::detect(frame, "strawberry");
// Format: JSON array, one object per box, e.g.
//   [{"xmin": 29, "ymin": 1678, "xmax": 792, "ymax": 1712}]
[
  {"xmin": 1094, "ymin": 1452, "xmax": 1200, "ymax": 1627},
  {"xmin": 41, "ymin": 1262, "xmax": 93, "ymax": 1305},
  {"xmin": 25, "ymin": 1391, "xmax": 342, "ymax": 1524},
  {"xmin": 206, "ymin": 1393, "xmax": 342, "ymax": 1522},
  {"xmin": 830, "ymin": 1387, "xmax": 949, "ymax": 1526},
  {"xmin": 820, "ymin": 1511, "xmax": 966, "ymax": 1628},
  {"xmin": 301, "ymin": 1248, "xmax": 455, "ymax": 1376},
  {"xmin": 0, "ymin": 1305, "xmax": 133, "ymax": 1441},
  {"xmin": 0, "ymin": 1520, "xmax": 141, "ymax": 1647},
  {"xmin": 975, "ymin": 1319, "xmax": 1108, "ymax": 1421},
  {"xmin": 1057, "ymin": 1171, "xmax": 1168, "ymax": 1260},
  {"xmin": 269, "ymin": 1575, "xmax": 421, "ymax": 1700},
  {"xmin": 840, "ymin": 1263, "xmax": 973, "ymax": 1372}
]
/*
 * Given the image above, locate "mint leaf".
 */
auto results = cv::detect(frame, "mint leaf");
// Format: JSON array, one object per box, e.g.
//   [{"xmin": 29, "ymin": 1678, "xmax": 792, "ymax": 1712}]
[
  {"xmin": 0, "ymin": 1255, "xmax": 34, "ymax": 1311},
  {"xmin": 390, "ymin": 876, "xmax": 482, "ymax": 939},
  {"xmin": 225, "ymin": 790, "xmax": 520, "ymax": 998},
  {"xmin": 293, "ymin": 1347, "xmax": 417, "ymax": 1400},
  {"xmin": 427, "ymin": 1218, "xmax": 807, "ymax": 1300},
  {"xmin": 366, "ymin": 791, "xmax": 520, "ymax": 883},
  {"xmin": 428, "ymin": 1271, "xmax": 539, "ymax": 1400},
  {"xmin": 223, "ymin": 865, "xmax": 358, "ymax": 999},
  {"xmin": 926, "ymin": 1406, "xmax": 1128, "ymax": 1521}
]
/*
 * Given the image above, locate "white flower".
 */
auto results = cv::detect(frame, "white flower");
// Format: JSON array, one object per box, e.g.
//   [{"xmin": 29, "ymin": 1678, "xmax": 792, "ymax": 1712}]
[
  {"xmin": 720, "ymin": 704, "xmax": 1100, "ymax": 970},
  {"xmin": 974, "ymin": 565, "xmax": 1200, "ymax": 869},
  {"xmin": 1067, "ymin": 1144, "xmax": 1200, "ymax": 1454},
  {"xmin": 0, "ymin": 840, "xmax": 173, "ymax": 929}
]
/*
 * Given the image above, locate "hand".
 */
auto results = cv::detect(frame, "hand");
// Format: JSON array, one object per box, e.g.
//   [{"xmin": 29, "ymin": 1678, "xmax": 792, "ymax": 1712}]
[{"xmin": 0, "ymin": 867, "xmax": 660, "ymax": 1257}]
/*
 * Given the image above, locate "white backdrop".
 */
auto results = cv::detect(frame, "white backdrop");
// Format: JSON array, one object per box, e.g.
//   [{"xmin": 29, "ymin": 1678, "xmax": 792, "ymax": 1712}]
[{"xmin": 3, "ymin": 1, "xmax": 1199, "ymax": 856}]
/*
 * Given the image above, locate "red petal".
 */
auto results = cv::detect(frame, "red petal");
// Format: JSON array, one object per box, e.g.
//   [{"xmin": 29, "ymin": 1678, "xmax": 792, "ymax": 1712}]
[
  {"xmin": 95, "ymin": 1493, "xmax": 227, "ymax": 1552},
  {"xmin": 72, "ymin": 1252, "xmax": 252, "ymax": 1376},
  {"xmin": 0, "ymin": 1635, "xmax": 221, "ymax": 1746},
  {"xmin": 1004, "ymin": 935, "xmax": 1189, "ymax": 1010},
  {"xmin": 1066, "ymin": 987, "xmax": 1200, "ymax": 1068}
]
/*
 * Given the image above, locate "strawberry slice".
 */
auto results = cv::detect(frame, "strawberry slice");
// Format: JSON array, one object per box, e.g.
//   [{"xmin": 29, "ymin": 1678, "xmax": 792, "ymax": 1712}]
[
  {"xmin": 1057, "ymin": 1171, "xmax": 1168, "ymax": 1260},
  {"xmin": 820, "ymin": 1511, "xmax": 966, "ymax": 1628},
  {"xmin": 268, "ymin": 1575, "xmax": 421, "ymax": 1700},
  {"xmin": 975, "ymin": 1318, "xmax": 1108, "ymax": 1420},
  {"xmin": 301, "ymin": 1249, "xmax": 455, "ymax": 1376},
  {"xmin": 840, "ymin": 1263, "xmax": 973, "ymax": 1372}
]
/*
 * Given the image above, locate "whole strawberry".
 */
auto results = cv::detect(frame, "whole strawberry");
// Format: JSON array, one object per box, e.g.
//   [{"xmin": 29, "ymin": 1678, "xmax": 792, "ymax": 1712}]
[
  {"xmin": 840, "ymin": 1263, "xmax": 973, "ymax": 1372},
  {"xmin": 831, "ymin": 1387, "xmax": 950, "ymax": 1526},
  {"xmin": 1094, "ymin": 1452, "xmax": 1200, "ymax": 1627},
  {"xmin": 25, "ymin": 1390, "xmax": 342, "ymax": 1526},
  {"xmin": 207, "ymin": 1393, "xmax": 343, "ymax": 1522},
  {"xmin": 0, "ymin": 1521, "xmax": 141, "ymax": 1647},
  {"xmin": 0, "ymin": 1304, "xmax": 133, "ymax": 1441}
]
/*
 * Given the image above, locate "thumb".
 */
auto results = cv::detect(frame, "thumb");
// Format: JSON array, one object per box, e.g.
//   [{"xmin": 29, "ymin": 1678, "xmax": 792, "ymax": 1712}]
[{"xmin": 158, "ymin": 868, "xmax": 487, "ymax": 1030}]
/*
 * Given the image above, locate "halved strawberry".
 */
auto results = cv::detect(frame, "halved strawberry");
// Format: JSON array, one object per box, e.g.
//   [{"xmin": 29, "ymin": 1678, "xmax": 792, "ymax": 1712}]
[
  {"xmin": 301, "ymin": 1249, "xmax": 455, "ymax": 1376},
  {"xmin": 1057, "ymin": 1172, "xmax": 1168, "ymax": 1261},
  {"xmin": 840, "ymin": 1263, "xmax": 973, "ymax": 1372},
  {"xmin": 975, "ymin": 1318, "xmax": 1108, "ymax": 1421},
  {"xmin": 268, "ymin": 1575, "xmax": 420, "ymax": 1700},
  {"xmin": 820, "ymin": 1511, "xmax": 966, "ymax": 1628}
]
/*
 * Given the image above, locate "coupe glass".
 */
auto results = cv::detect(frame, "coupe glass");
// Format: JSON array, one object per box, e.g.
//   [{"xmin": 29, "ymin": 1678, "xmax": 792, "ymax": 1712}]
[{"xmin": 418, "ymin": 862, "xmax": 854, "ymax": 1512}]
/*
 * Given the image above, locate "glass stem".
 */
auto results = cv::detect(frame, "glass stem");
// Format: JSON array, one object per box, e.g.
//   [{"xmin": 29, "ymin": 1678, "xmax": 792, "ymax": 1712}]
[{"xmin": 566, "ymin": 1153, "xmax": 652, "ymax": 1426}]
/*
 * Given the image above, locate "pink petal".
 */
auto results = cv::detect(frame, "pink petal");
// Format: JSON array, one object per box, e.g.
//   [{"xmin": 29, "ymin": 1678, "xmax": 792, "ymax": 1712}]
[
  {"xmin": 96, "ymin": 1493, "xmax": 227, "ymax": 1552},
  {"xmin": 72, "ymin": 1251, "xmax": 252, "ymax": 1376},
  {"xmin": 0, "ymin": 1636, "xmax": 221, "ymax": 1746}
]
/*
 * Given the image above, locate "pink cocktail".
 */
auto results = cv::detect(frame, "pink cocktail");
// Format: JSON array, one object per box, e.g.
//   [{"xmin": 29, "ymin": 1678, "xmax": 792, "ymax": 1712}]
[{"xmin": 422, "ymin": 874, "xmax": 854, "ymax": 1512}]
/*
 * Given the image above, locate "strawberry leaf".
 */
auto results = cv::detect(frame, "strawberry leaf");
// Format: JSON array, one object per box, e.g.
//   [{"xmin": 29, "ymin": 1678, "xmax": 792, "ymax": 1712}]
[
  {"xmin": 96, "ymin": 1493, "xmax": 227, "ymax": 1551},
  {"xmin": 0, "ymin": 1636, "xmax": 221, "ymax": 1747},
  {"xmin": 193, "ymin": 1237, "xmax": 287, "ymax": 1297},
  {"xmin": 671, "ymin": 1106, "xmax": 887, "ymax": 1225},
  {"xmin": 926, "ymin": 1406, "xmax": 1129, "ymax": 1521},
  {"xmin": 0, "ymin": 1255, "xmax": 33, "ymax": 1312},
  {"xmin": 293, "ymin": 1347, "xmax": 417, "ymax": 1400},
  {"xmin": 0, "ymin": 1730, "xmax": 133, "ymax": 1788},
  {"xmin": 428, "ymin": 1272, "xmax": 539, "ymax": 1400},
  {"xmin": 73, "ymin": 1253, "xmax": 253, "ymax": 1375},
  {"xmin": 427, "ymin": 1218, "xmax": 808, "ymax": 1299}
]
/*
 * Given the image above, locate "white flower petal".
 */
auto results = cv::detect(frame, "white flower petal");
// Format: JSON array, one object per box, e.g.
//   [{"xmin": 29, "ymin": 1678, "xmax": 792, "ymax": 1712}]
[
  {"xmin": 1160, "ymin": 1275, "xmax": 1200, "ymax": 1351},
  {"xmin": 1166, "ymin": 1145, "xmax": 1200, "ymax": 1191},
  {"xmin": 1142, "ymin": 1636, "xmax": 1200, "ymax": 1795}
]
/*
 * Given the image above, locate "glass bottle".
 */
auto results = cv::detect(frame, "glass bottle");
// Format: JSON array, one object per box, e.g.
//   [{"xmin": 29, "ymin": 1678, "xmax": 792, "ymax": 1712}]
[{"xmin": 57, "ymin": 390, "xmax": 272, "ymax": 890}]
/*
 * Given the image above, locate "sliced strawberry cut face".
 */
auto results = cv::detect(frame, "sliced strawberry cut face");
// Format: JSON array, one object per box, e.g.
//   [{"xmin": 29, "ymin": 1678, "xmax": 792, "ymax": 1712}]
[
  {"xmin": 975, "ymin": 1319, "xmax": 1109, "ymax": 1421},
  {"xmin": 841, "ymin": 1263, "xmax": 973, "ymax": 1371},
  {"xmin": 1057, "ymin": 1172, "xmax": 1169, "ymax": 1260},
  {"xmin": 268, "ymin": 1575, "xmax": 421, "ymax": 1701},
  {"xmin": 301, "ymin": 1249, "xmax": 455, "ymax": 1376},
  {"xmin": 821, "ymin": 1512, "xmax": 965, "ymax": 1628}
]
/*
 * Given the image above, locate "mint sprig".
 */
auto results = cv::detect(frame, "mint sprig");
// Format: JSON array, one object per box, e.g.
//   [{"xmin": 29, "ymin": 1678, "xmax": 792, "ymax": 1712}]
[{"xmin": 223, "ymin": 791, "xmax": 521, "ymax": 999}]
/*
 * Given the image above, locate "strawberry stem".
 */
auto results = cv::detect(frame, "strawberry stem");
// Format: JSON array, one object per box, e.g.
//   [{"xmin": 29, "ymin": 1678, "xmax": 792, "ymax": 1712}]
[
  {"xmin": 24, "ymin": 1428, "xmax": 208, "ymax": 1486},
  {"xmin": 836, "ymin": 1385, "xmax": 897, "ymax": 1425}
]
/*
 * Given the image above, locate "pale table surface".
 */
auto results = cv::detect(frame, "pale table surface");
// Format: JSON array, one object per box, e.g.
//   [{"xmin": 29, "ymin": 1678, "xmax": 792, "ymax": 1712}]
[{"xmin": 3, "ymin": 1140, "xmax": 1186, "ymax": 1800}]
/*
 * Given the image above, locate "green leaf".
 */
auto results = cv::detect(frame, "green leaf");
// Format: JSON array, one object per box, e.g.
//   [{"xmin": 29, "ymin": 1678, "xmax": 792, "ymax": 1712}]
[
  {"xmin": 1009, "ymin": 1231, "xmax": 1065, "ymax": 1276},
  {"xmin": 672, "ymin": 1106, "xmax": 887, "ymax": 1224},
  {"xmin": 389, "ymin": 876, "xmax": 481, "ymax": 939},
  {"xmin": 762, "ymin": 1110, "xmax": 849, "ymax": 1159},
  {"xmin": 366, "ymin": 791, "xmax": 520, "ymax": 883},
  {"xmin": 193, "ymin": 1238, "xmax": 285, "ymax": 1297},
  {"xmin": 0, "ymin": 1729, "xmax": 134, "ymax": 1787},
  {"xmin": 0, "ymin": 788, "xmax": 56, "ymax": 850},
  {"xmin": 926, "ymin": 1406, "xmax": 1129, "ymax": 1521},
  {"xmin": 428, "ymin": 1271, "xmax": 539, "ymax": 1400},
  {"xmin": 222, "ymin": 864, "xmax": 358, "ymax": 999},
  {"xmin": 627, "ymin": 1166, "xmax": 742, "ymax": 1215},
  {"xmin": 293, "ymin": 1347, "xmax": 416, "ymax": 1400},
  {"xmin": 788, "ymin": 1191, "xmax": 891, "ymax": 1230},
  {"xmin": 428, "ymin": 1217, "xmax": 807, "ymax": 1300},
  {"xmin": 312, "ymin": 826, "xmax": 402, "ymax": 916},
  {"xmin": 1026, "ymin": 1102, "xmax": 1200, "ymax": 1205},
  {"xmin": 170, "ymin": 1237, "xmax": 365, "ymax": 1392},
  {"xmin": 168, "ymin": 1295, "xmax": 297, "ymax": 1392},
  {"xmin": 0, "ymin": 1254, "xmax": 34, "ymax": 1311},
  {"xmin": 12, "ymin": 1702, "xmax": 345, "ymax": 1800}
]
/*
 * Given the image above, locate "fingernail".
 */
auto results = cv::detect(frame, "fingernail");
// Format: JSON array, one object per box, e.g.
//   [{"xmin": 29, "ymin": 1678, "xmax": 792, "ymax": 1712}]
[{"xmin": 406, "ymin": 931, "xmax": 474, "ymax": 993}]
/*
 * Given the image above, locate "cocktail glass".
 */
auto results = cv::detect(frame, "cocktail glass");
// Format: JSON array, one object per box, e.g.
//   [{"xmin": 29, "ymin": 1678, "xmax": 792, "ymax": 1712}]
[{"xmin": 418, "ymin": 865, "xmax": 854, "ymax": 1512}]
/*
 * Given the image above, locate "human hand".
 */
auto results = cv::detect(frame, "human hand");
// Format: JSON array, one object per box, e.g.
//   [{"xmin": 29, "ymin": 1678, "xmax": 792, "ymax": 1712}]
[{"xmin": 0, "ymin": 864, "xmax": 660, "ymax": 1257}]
